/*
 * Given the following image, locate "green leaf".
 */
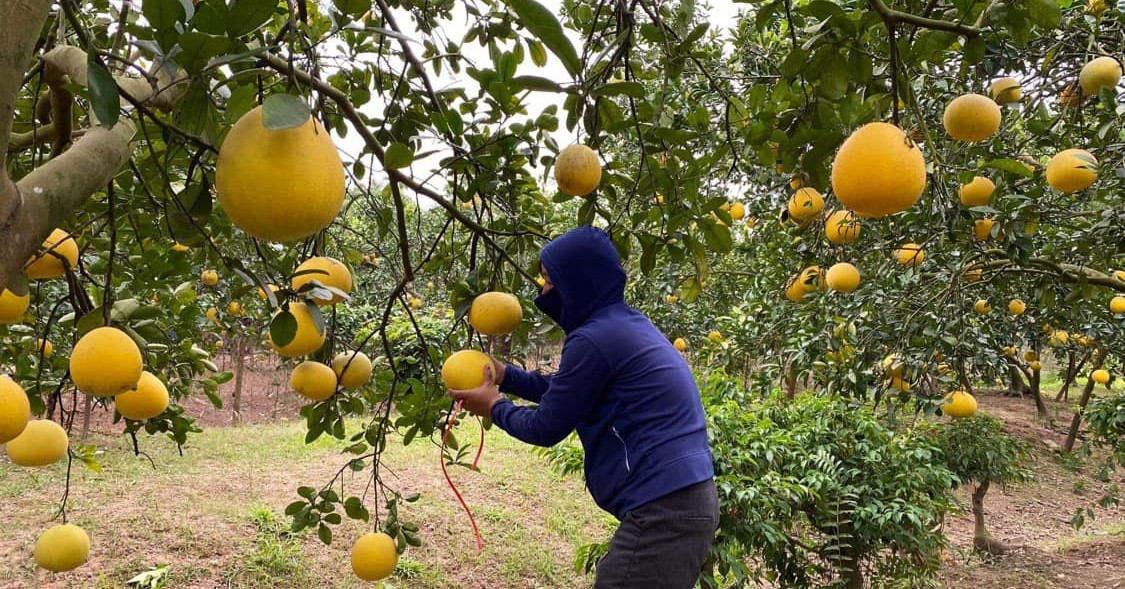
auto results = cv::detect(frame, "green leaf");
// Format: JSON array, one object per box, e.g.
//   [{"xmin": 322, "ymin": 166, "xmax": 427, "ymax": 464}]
[
  {"xmin": 317, "ymin": 523, "xmax": 332, "ymax": 545},
  {"xmin": 87, "ymin": 57, "xmax": 120, "ymax": 129},
  {"xmin": 590, "ymin": 81, "xmax": 645, "ymax": 99},
  {"xmin": 384, "ymin": 143, "xmax": 414, "ymax": 169},
  {"xmin": 176, "ymin": 31, "xmax": 232, "ymax": 74},
  {"xmin": 982, "ymin": 158, "xmax": 1034, "ymax": 178},
  {"xmin": 528, "ymin": 40, "xmax": 548, "ymax": 67},
  {"xmin": 334, "ymin": 0, "xmax": 372, "ymax": 18},
  {"xmin": 227, "ymin": 0, "xmax": 278, "ymax": 36},
  {"xmin": 270, "ymin": 309, "xmax": 298, "ymax": 348},
  {"xmin": 701, "ymin": 221, "xmax": 733, "ymax": 253},
  {"xmin": 143, "ymin": 0, "xmax": 186, "ymax": 31},
  {"xmin": 817, "ymin": 55, "xmax": 848, "ymax": 101},
  {"xmin": 1025, "ymin": 0, "xmax": 1061, "ymax": 29},
  {"xmin": 262, "ymin": 94, "xmax": 310, "ymax": 130},
  {"xmin": 506, "ymin": 0, "xmax": 581, "ymax": 78},
  {"xmin": 510, "ymin": 75, "xmax": 565, "ymax": 93}
]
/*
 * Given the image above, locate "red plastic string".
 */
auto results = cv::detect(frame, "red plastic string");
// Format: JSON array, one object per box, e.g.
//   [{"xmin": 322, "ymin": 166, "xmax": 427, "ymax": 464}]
[{"xmin": 441, "ymin": 399, "xmax": 484, "ymax": 552}]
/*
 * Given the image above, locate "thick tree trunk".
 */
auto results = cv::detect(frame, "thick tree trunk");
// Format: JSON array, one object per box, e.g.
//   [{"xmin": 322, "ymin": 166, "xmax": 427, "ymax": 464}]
[
  {"xmin": 1029, "ymin": 369, "xmax": 1048, "ymax": 420},
  {"xmin": 1057, "ymin": 350, "xmax": 1090, "ymax": 401},
  {"xmin": 231, "ymin": 339, "xmax": 245, "ymax": 425},
  {"xmin": 1008, "ymin": 365, "xmax": 1029, "ymax": 396},
  {"xmin": 1064, "ymin": 350, "xmax": 1108, "ymax": 453},
  {"xmin": 972, "ymin": 480, "xmax": 1008, "ymax": 555}
]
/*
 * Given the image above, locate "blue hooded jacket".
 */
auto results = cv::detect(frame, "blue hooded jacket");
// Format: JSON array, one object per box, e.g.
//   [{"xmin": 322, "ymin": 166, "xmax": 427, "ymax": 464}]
[{"xmin": 490, "ymin": 225, "xmax": 714, "ymax": 520}]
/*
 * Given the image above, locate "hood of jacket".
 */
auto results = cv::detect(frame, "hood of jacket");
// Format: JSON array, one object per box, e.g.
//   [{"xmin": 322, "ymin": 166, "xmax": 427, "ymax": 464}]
[{"xmin": 535, "ymin": 225, "xmax": 626, "ymax": 332}]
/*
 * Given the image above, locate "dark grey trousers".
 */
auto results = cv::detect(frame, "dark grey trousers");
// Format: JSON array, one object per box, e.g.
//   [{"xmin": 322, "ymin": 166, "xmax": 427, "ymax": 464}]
[{"xmin": 594, "ymin": 479, "xmax": 720, "ymax": 589}]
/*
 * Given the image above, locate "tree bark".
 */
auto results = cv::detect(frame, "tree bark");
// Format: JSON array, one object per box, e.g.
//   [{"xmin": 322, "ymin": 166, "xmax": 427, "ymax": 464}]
[
  {"xmin": 971, "ymin": 480, "xmax": 1009, "ymax": 555},
  {"xmin": 1064, "ymin": 350, "xmax": 1108, "ymax": 453},
  {"xmin": 1008, "ymin": 364, "xmax": 1028, "ymax": 396},
  {"xmin": 0, "ymin": 0, "xmax": 52, "ymax": 168},
  {"xmin": 1029, "ymin": 367, "xmax": 1048, "ymax": 420},
  {"xmin": 231, "ymin": 337, "xmax": 245, "ymax": 425}
]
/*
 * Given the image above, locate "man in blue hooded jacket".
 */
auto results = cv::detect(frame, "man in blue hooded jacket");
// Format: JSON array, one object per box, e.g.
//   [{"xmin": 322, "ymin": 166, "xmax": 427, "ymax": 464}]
[{"xmin": 447, "ymin": 225, "xmax": 718, "ymax": 589}]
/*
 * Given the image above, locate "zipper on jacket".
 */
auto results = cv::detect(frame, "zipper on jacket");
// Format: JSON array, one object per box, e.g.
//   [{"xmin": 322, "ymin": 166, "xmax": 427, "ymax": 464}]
[{"xmin": 612, "ymin": 426, "xmax": 631, "ymax": 472}]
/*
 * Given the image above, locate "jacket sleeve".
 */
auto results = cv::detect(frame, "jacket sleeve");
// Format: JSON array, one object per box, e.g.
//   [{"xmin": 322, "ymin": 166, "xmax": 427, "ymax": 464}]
[
  {"xmin": 490, "ymin": 334, "xmax": 611, "ymax": 447},
  {"xmin": 498, "ymin": 363, "xmax": 551, "ymax": 403}
]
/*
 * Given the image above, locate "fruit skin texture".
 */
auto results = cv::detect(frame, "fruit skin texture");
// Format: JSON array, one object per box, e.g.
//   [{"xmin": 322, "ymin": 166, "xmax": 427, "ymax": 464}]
[
  {"xmin": 468, "ymin": 292, "xmax": 523, "ymax": 336},
  {"xmin": 943, "ymin": 93, "xmax": 1002, "ymax": 142},
  {"xmin": 974, "ymin": 300, "xmax": 991, "ymax": 315},
  {"xmin": 115, "ymin": 371, "xmax": 170, "ymax": 420},
  {"xmin": 1008, "ymin": 299, "xmax": 1026, "ymax": 316},
  {"xmin": 831, "ymin": 122, "xmax": 926, "ymax": 218},
  {"xmin": 6, "ymin": 419, "xmax": 68, "ymax": 466},
  {"xmin": 942, "ymin": 391, "xmax": 978, "ymax": 418},
  {"xmin": 36, "ymin": 339, "xmax": 53, "ymax": 357},
  {"xmin": 24, "ymin": 229, "xmax": 79, "ymax": 279},
  {"xmin": 1112, "ymin": 296, "xmax": 1125, "ymax": 314},
  {"xmin": 785, "ymin": 277, "xmax": 808, "ymax": 302},
  {"xmin": 0, "ymin": 287, "xmax": 30, "ymax": 323},
  {"xmin": 269, "ymin": 302, "xmax": 326, "ymax": 357},
  {"xmin": 964, "ymin": 266, "xmax": 983, "ymax": 282},
  {"xmin": 708, "ymin": 330, "xmax": 724, "ymax": 343},
  {"xmin": 1091, "ymin": 369, "xmax": 1110, "ymax": 385},
  {"xmin": 441, "ymin": 350, "xmax": 493, "ymax": 390},
  {"xmin": 554, "ymin": 144, "xmax": 602, "ymax": 197},
  {"xmin": 290, "ymin": 361, "xmax": 338, "ymax": 401},
  {"xmin": 729, "ymin": 202, "xmax": 745, "ymax": 221},
  {"xmin": 34, "ymin": 523, "xmax": 90, "ymax": 572},
  {"xmin": 70, "ymin": 327, "xmax": 143, "ymax": 397},
  {"xmin": 200, "ymin": 269, "xmax": 219, "ymax": 287},
  {"xmin": 959, "ymin": 176, "xmax": 995, "ymax": 207},
  {"xmin": 673, "ymin": 338, "xmax": 688, "ymax": 352},
  {"xmin": 215, "ymin": 105, "xmax": 345, "ymax": 242},
  {"xmin": 351, "ymin": 532, "xmax": 398, "ymax": 582},
  {"xmin": 893, "ymin": 243, "xmax": 925, "ymax": 267},
  {"xmin": 989, "ymin": 77, "xmax": 1022, "ymax": 103},
  {"xmin": 1030, "ymin": 361, "xmax": 1042, "ymax": 371},
  {"xmin": 825, "ymin": 263, "xmax": 860, "ymax": 293},
  {"xmin": 0, "ymin": 375, "xmax": 31, "ymax": 443},
  {"xmin": 824, "ymin": 210, "xmax": 861, "ymax": 245},
  {"xmin": 787, "ymin": 187, "xmax": 824, "ymax": 222},
  {"xmin": 333, "ymin": 351, "xmax": 373, "ymax": 389},
  {"xmin": 291, "ymin": 257, "xmax": 353, "ymax": 305},
  {"xmin": 1046, "ymin": 149, "xmax": 1098, "ymax": 193},
  {"xmin": 1079, "ymin": 56, "xmax": 1122, "ymax": 96},
  {"xmin": 973, "ymin": 218, "xmax": 996, "ymax": 242}
]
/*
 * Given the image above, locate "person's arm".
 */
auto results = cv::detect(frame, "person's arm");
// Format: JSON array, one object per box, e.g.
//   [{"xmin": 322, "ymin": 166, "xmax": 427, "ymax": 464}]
[
  {"xmin": 498, "ymin": 362, "xmax": 551, "ymax": 403},
  {"xmin": 490, "ymin": 335, "xmax": 611, "ymax": 447}
]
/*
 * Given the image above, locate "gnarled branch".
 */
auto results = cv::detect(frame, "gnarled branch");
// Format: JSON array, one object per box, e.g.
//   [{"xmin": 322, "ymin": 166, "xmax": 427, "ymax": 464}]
[{"xmin": 867, "ymin": 0, "xmax": 981, "ymax": 37}]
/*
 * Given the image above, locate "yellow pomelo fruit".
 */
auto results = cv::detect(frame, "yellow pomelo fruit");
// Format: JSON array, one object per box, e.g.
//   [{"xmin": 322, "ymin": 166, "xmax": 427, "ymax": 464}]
[
  {"xmin": 989, "ymin": 77, "xmax": 1022, "ymax": 103},
  {"xmin": 1024, "ymin": 350, "xmax": 1038, "ymax": 362},
  {"xmin": 894, "ymin": 243, "xmax": 925, "ymax": 267},
  {"xmin": 1079, "ymin": 56, "xmax": 1122, "ymax": 96},
  {"xmin": 269, "ymin": 302, "xmax": 326, "ymax": 357},
  {"xmin": 799, "ymin": 266, "xmax": 825, "ymax": 293},
  {"xmin": 826, "ymin": 263, "xmax": 860, "ymax": 293},
  {"xmin": 665, "ymin": 294, "xmax": 678, "ymax": 304},
  {"xmin": 1091, "ymin": 369, "xmax": 1110, "ymax": 384},
  {"xmin": 292, "ymin": 256, "xmax": 353, "ymax": 305},
  {"xmin": 1111, "ymin": 296, "xmax": 1125, "ymax": 314},
  {"xmin": 1008, "ymin": 299, "xmax": 1026, "ymax": 316},
  {"xmin": 729, "ymin": 202, "xmax": 746, "ymax": 221},
  {"xmin": 441, "ymin": 350, "xmax": 493, "ymax": 390},
  {"xmin": 0, "ymin": 375, "xmax": 31, "ymax": 444},
  {"xmin": 959, "ymin": 176, "xmax": 995, "ymax": 207},
  {"xmin": 290, "ymin": 361, "xmax": 337, "ymax": 401},
  {"xmin": 554, "ymin": 144, "xmax": 602, "ymax": 197},
  {"xmin": 1087, "ymin": 0, "xmax": 1107, "ymax": 15},
  {"xmin": 1004, "ymin": 346, "xmax": 1017, "ymax": 358},
  {"xmin": 964, "ymin": 265, "xmax": 983, "ymax": 282},
  {"xmin": 215, "ymin": 105, "xmax": 345, "ymax": 242},
  {"xmin": 6, "ymin": 419, "xmax": 68, "ymax": 466},
  {"xmin": 787, "ymin": 187, "xmax": 824, "ymax": 222},
  {"xmin": 70, "ymin": 327, "xmax": 143, "ymax": 397},
  {"xmin": 673, "ymin": 337, "xmax": 688, "ymax": 352},
  {"xmin": 468, "ymin": 292, "xmax": 523, "ymax": 336},
  {"xmin": 1049, "ymin": 330, "xmax": 1069, "ymax": 347},
  {"xmin": 171, "ymin": 242, "xmax": 190, "ymax": 253},
  {"xmin": 1030, "ymin": 360, "xmax": 1043, "ymax": 371},
  {"xmin": 351, "ymin": 532, "xmax": 397, "ymax": 582},
  {"xmin": 206, "ymin": 307, "xmax": 219, "ymax": 322},
  {"xmin": 333, "ymin": 351, "xmax": 373, "ymax": 390},
  {"xmin": 1046, "ymin": 149, "xmax": 1097, "ymax": 193},
  {"xmin": 831, "ymin": 122, "xmax": 926, "ymax": 218},
  {"xmin": 24, "ymin": 229, "xmax": 79, "ymax": 279},
  {"xmin": 973, "ymin": 218, "xmax": 995, "ymax": 242},
  {"xmin": 973, "ymin": 299, "xmax": 991, "ymax": 314},
  {"xmin": 200, "ymin": 269, "xmax": 219, "ymax": 286},
  {"xmin": 942, "ymin": 391, "xmax": 978, "ymax": 418},
  {"xmin": 0, "ymin": 287, "xmax": 30, "ymax": 324},
  {"xmin": 34, "ymin": 524, "xmax": 90, "ymax": 572},
  {"xmin": 943, "ymin": 93, "xmax": 1002, "ymax": 142},
  {"xmin": 784, "ymin": 276, "xmax": 807, "ymax": 302},
  {"xmin": 114, "ymin": 371, "xmax": 169, "ymax": 421},
  {"xmin": 36, "ymin": 339, "xmax": 53, "ymax": 357},
  {"xmin": 708, "ymin": 330, "xmax": 724, "ymax": 343},
  {"xmin": 1113, "ymin": 270, "xmax": 1125, "ymax": 282},
  {"xmin": 227, "ymin": 301, "xmax": 242, "ymax": 316},
  {"xmin": 885, "ymin": 376, "xmax": 911, "ymax": 392},
  {"xmin": 824, "ymin": 210, "xmax": 860, "ymax": 245},
  {"xmin": 882, "ymin": 353, "xmax": 904, "ymax": 377}
]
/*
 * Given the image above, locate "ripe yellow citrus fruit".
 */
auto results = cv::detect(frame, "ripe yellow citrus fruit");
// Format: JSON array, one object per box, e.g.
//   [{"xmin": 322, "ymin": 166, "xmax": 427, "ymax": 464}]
[
  {"xmin": 745, "ymin": 216, "xmax": 757, "ymax": 229},
  {"xmin": 989, "ymin": 77, "xmax": 1022, "ymax": 103},
  {"xmin": 6, "ymin": 419, "xmax": 68, "ymax": 466},
  {"xmin": 894, "ymin": 243, "xmax": 925, "ymax": 267},
  {"xmin": 227, "ymin": 301, "xmax": 242, "ymax": 316},
  {"xmin": 1079, "ymin": 56, "xmax": 1122, "ymax": 96},
  {"xmin": 0, "ymin": 375, "xmax": 31, "ymax": 444},
  {"xmin": 408, "ymin": 296, "xmax": 424, "ymax": 310},
  {"xmin": 1113, "ymin": 270, "xmax": 1125, "ymax": 282},
  {"xmin": 291, "ymin": 257, "xmax": 353, "ymax": 305},
  {"xmin": 885, "ymin": 376, "xmax": 911, "ymax": 392},
  {"xmin": 34, "ymin": 523, "xmax": 90, "ymax": 572},
  {"xmin": 943, "ymin": 93, "xmax": 1002, "ymax": 142},
  {"xmin": 36, "ymin": 338, "xmax": 53, "ymax": 357},
  {"xmin": 1049, "ymin": 330, "xmax": 1069, "ymax": 347},
  {"xmin": 1008, "ymin": 299, "xmax": 1026, "ymax": 316},
  {"xmin": 0, "ymin": 286, "xmax": 30, "ymax": 324},
  {"xmin": 269, "ymin": 302, "xmax": 326, "ymax": 357},
  {"xmin": 799, "ymin": 266, "xmax": 825, "ymax": 292},
  {"xmin": 441, "ymin": 350, "xmax": 493, "ymax": 390},
  {"xmin": 826, "ymin": 262, "xmax": 860, "ymax": 293},
  {"xmin": 1111, "ymin": 296, "xmax": 1125, "ymax": 314},
  {"xmin": 787, "ymin": 187, "xmax": 824, "ymax": 222},
  {"xmin": 71, "ymin": 327, "xmax": 143, "ymax": 397},
  {"xmin": 729, "ymin": 202, "xmax": 746, "ymax": 221},
  {"xmin": 554, "ymin": 144, "xmax": 602, "ymax": 197},
  {"xmin": 785, "ymin": 276, "xmax": 807, "ymax": 302},
  {"xmin": 959, "ymin": 176, "xmax": 995, "ymax": 207},
  {"xmin": 1004, "ymin": 346, "xmax": 1017, "ymax": 358},
  {"xmin": 665, "ymin": 294, "xmax": 679, "ymax": 304},
  {"xmin": 882, "ymin": 353, "xmax": 904, "ymax": 377},
  {"xmin": 200, "ymin": 269, "xmax": 219, "ymax": 286},
  {"xmin": 1046, "ymin": 149, "xmax": 1098, "ymax": 193},
  {"xmin": 468, "ymin": 292, "xmax": 523, "ymax": 336},
  {"xmin": 171, "ymin": 242, "xmax": 190, "ymax": 252},
  {"xmin": 824, "ymin": 210, "xmax": 861, "ymax": 245},
  {"xmin": 973, "ymin": 218, "xmax": 995, "ymax": 242},
  {"xmin": 290, "ymin": 361, "xmax": 337, "ymax": 401},
  {"xmin": 1091, "ymin": 369, "xmax": 1110, "ymax": 384},
  {"xmin": 351, "ymin": 531, "xmax": 397, "ymax": 582},
  {"xmin": 215, "ymin": 105, "xmax": 345, "ymax": 242},
  {"xmin": 24, "ymin": 229, "xmax": 79, "ymax": 279},
  {"xmin": 673, "ymin": 337, "xmax": 688, "ymax": 351},
  {"xmin": 114, "ymin": 371, "xmax": 169, "ymax": 420},
  {"xmin": 707, "ymin": 330, "xmax": 724, "ymax": 343},
  {"xmin": 964, "ymin": 265, "xmax": 983, "ymax": 282},
  {"xmin": 1087, "ymin": 0, "xmax": 1107, "ymax": 15},
  {"xmin": 206, "ymin": 307, "xmax": 219, "ymax": 322},
  {"xmin": 1024, "ymin": 350, "xmax": 1038, "ymax": 362},
  {"xmin": 831, "ymin": 122, "xmax": 926, "ymax": 218},
  {"xmin": 942, "ymin": 391, "xmax": 978, "ymax": 418},
  {"xmin": 333, "ymin": 351, "xmax": 373, "ymax": 389},
  {"xmin": 973, "ymin": 299, "xmax": 991, "ymax": 314},
  {"xmin": 1030, "ymin": 360, "xmax": 1042, "ymax": 371}
]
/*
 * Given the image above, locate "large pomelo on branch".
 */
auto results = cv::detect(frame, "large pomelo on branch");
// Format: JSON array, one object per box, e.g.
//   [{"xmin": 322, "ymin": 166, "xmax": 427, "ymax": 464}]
[
  {"xmin": 1046, "ymin": 149, "xmax": 1098, "ymax": 193},
  {"xmin": 441, "ymin": 350, "xmax": 493, "ymax": 390},
  {"xmin": 215, "ymin": 105, "xmax": 345, "ymax": 242},
  {"xmin": 468, "ymin": 292, "xmax": 523, "ymax": 336},
  {"xmin": 291, "ymin": 256, "xmax": 353, "ymax": 305},
  {"xmin": 0, "ymin": 375, "xmax": 31, "ymax": 444},
  {"xmin": 70, "ymin": 327, "xmax": 143, "ymax": 397},
  {"xmin": 830, "ymin": 122, "xmax": 926, "ymax": 218},
  {"xmin": 554, "ymin": 144, "xmax": 602, "ymax": 197},
  {"xmin": 943, "ymin": 93, "xmax": 1002, "ymax": 142}
]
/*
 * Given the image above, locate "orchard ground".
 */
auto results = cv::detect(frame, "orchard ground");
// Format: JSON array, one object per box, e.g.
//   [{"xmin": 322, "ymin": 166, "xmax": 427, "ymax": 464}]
[{"xmin": 1, "ymin": 359, "xmax": 1123, "ymax": 589}]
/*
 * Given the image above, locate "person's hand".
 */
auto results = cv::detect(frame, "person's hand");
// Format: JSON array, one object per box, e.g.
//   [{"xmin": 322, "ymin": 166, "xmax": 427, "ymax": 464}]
[{"xmin": 447, "ymin": 364, "xmax": 503, "ymax": 418}]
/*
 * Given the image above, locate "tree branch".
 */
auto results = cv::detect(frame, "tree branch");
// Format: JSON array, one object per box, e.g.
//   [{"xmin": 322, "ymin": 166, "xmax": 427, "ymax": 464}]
[{"xmin": 867, "ymin": 0, "xmax": 981, "ymax": 37}]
